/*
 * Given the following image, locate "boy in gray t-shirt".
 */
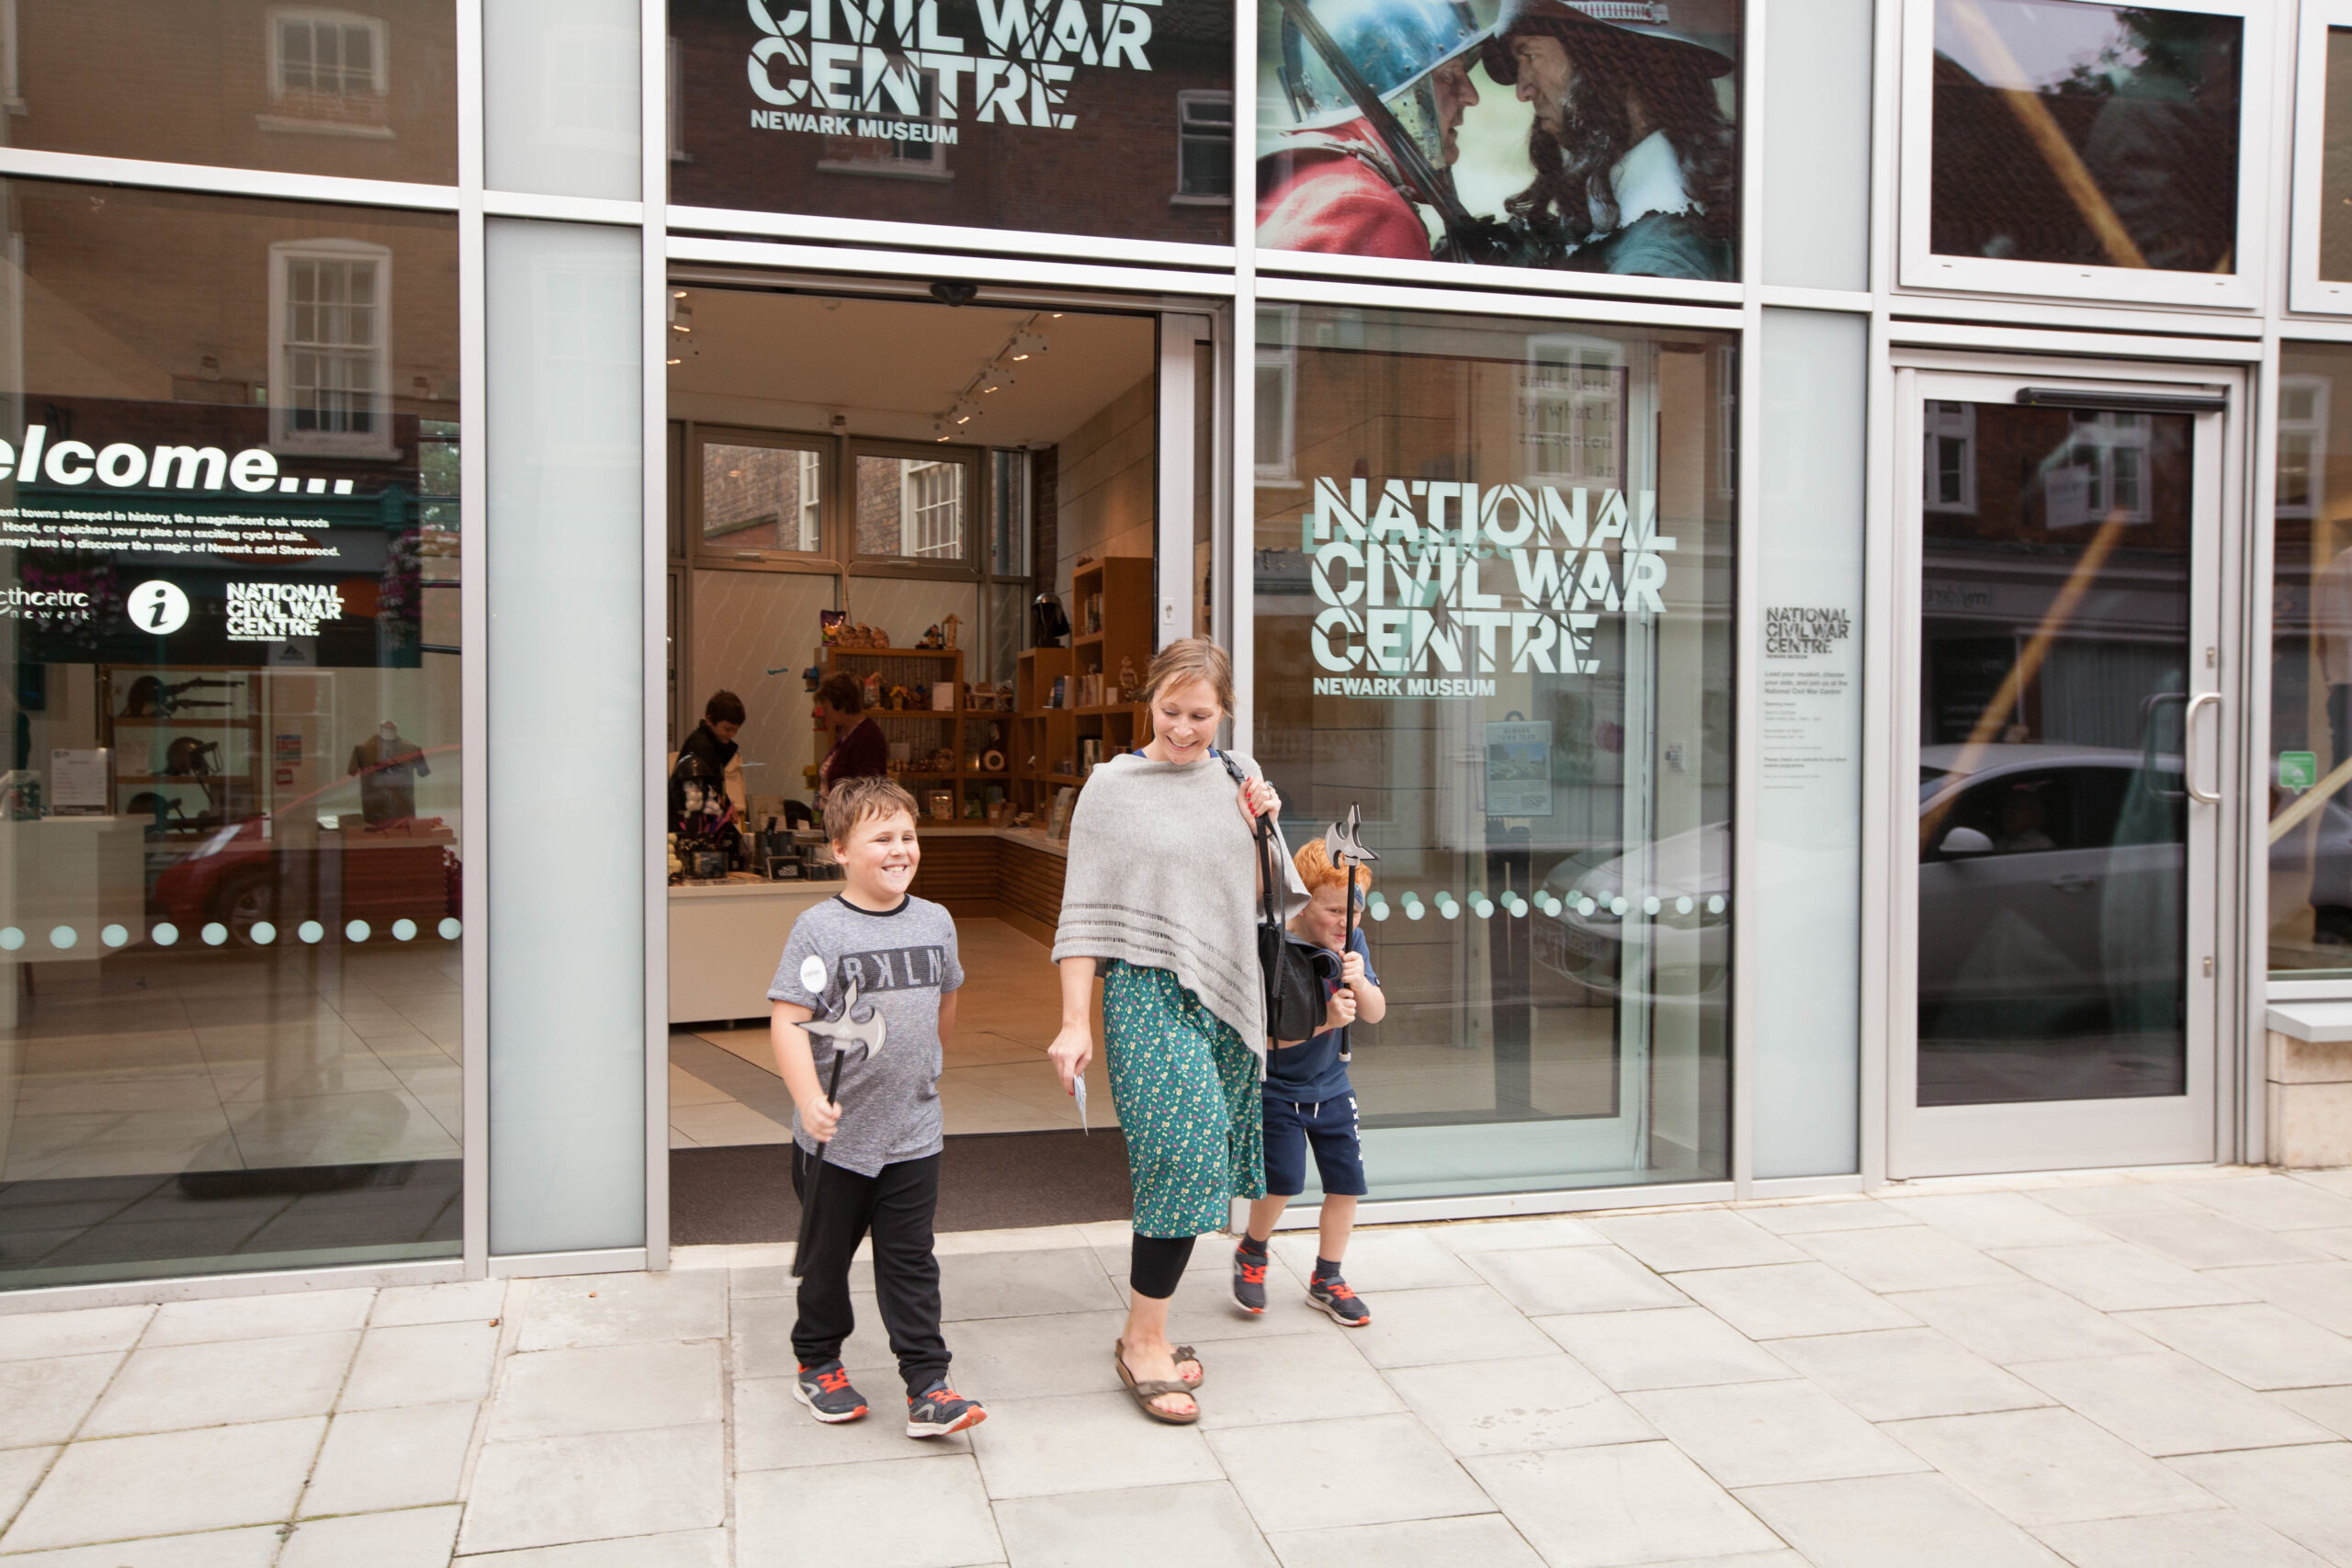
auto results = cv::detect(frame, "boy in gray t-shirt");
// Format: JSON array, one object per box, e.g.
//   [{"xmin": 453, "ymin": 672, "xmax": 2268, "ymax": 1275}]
[{"xmin": 767, "ymin": 777, "xmax": 984, "ymax": 1439}]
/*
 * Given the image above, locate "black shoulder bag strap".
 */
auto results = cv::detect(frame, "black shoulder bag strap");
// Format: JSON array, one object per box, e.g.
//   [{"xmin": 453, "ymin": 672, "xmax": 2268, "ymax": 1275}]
[{"xmin": 1216, "ymin": 750, "xmax": 1335, "ymax": 1044}]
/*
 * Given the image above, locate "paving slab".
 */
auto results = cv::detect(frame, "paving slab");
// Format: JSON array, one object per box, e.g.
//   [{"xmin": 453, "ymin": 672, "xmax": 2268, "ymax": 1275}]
[
  {"xmin": 81, "ymin": 1331, "xmax": 356, "ymax": 1437},
  {"xmin": 1209, "ymin": 1412, "xmax": 1494, "ymax": 1533},
  {"xmin": 1736, "ymin": 1472, "xmax": 2066, "ymax": 1568},
  {"xmin": 1342, "ymin": 1284, "xmax": 1564, "ymax": 1369},
  {"xmin": 967, "ymin": 1390, "xmax": 1223, "ymax": 1499},
  {"xmin": 1435, "ymin": 1215, "xmax": 1610, "ymax": 1253},
  {"xmin": 369, "ymin": 1279, "xmax": 507, "ymax": 1327},
  {"xmin": 341, "ymin": 1319, "xmax": 500, "ymax": 1411},
  {"xmin": 1532, "ymin": 1306, "xmax": 1792, "ymax": 1393},
  {"xmin": 1584, "ymin": 1212, "xmax": 1805, "ymax": 1272},
  {"xmin": 454, "ymin": 1530, "xmax": 729, "ymax": 1568},
  {"xmin": 2165, "ymin": 1443, "xmax": 2352, "ymax": 1564},
  {"xmin": 2086, "ymin": 1209, "xmax": 2329, "ymax": 1269},
  {"xmin": 1666, "ymin": 1263, "xmax": 1918, "ymax": 1339},
  {"xmin": 1385, "ymin": 1352, "xmax": 1658, "ymax": 1456},
  {"xmin": 0, "ymin": 1353, "xmax": 120, "ymax": 1448},
  {"xmin": 457, "ymin": 1425, "xmax": 726, "ymax": 1555},
  {"xmin": 141, "ymin": 1288, "xmax": 374, "ymax": 1347},
  {"xmin": 1738, "ymin": 1198, "xmax": 1917, "ymax": 1235},
  {"xmin": 736, "ymin": 1455, "xmax": 1002, "ymax": 1568},
  {"xmin": 2027, "ymin": 1185, "xmax": 2198, "ymax": 1217},
  {"xmin": 277, "ymin": 1504, "xmax": 461, "ymax": 1568},
  {"xmin": 300, "ymin": 1401, "xmax": 478, "ymax": 1516},
  {"xmin": 735, "ymin": 1372, "xmax": 976, "ymax": 1467},
  {"xmin": 991, "ymin": 1480, "xmax": 1278, "ymax": 1568},
  {"xmin": 2176, "ymin": 1175, "xmax": 2352, "ymax": 1232},
  {"xmin": 1889, "ymin": 1281, "xmax": 2161, "ymax": 1364},
  {"xmin": 487, "ymin": 1340, "xmax": 722, "ymax": 1440},
  {"xmin": 1626, "ymin": 1380, "xmax": 1929, "ymax": 1487},
  {"xmin": 0, "ymin": 1306, "xmax": 151, "ymax": 1362},
  {"xmin": 0, "ymin": 1526, "xmax": 284, "ymax": 1567},
  {"xmin": 1986, "ymin": 1242, "xmax": 2255, "ymax": 1312},
  {"xmin": 514, "ymin": 1270, "xmax": 729, "ymax": 1351},
  {"xmin": 2202, "ymin": 1259, "xmax": 2352, "ymax": 1335},
  {"xmin": 2117, "ymin": 1303, "xmax": 2352, "ymax": 1390},
  {"xmin": 1465, "ymin": 1245, "xmax": 1693, "ymax": 1316},
  {"xmin": 937, "ymin": 1247, "xmax": 1126, "ymax": 1320},
  {"xmin": 1185, "ymin": 1325, "xmax": 1405, "ymax": 1429},
  {"xmin": 1792, "ymin": 1224, "xmax": 2020, "ymax": 1292},
  {"xmin": 1882, "ymin": 1406, "xmax": 2222, "ymax": 1527},
  {"xmin": 1769, "ymin": 1328, "xmax": 2046, "ymax": 1421},
  {"xmin": 0, "ymin": 1416, "xmax": 324, "ymax": 1552},
  {"xmin": 1267, "ymin": 1228, "xmax": 1480, "ymax": 1292},
  {"xmin": 2270, "ymin": 1383, "xmax": 2352, "ymax": 1439},
  {"xmin": 1464, "ymin": 1442, "xmax": 1782, "ymax": 1568},
  {"xmin": 1265, "ymin": 1514, "xmax": 1547, "ymax": 1568},
  {"xmin": 2030, "ymin": 1507, "xmax": 2331, "ymax": 1568},
  {"xmin": 2007, "ymin": 1350, "xmax": 2336, "ymax": 1456},
  {"xmin": 1876, "ymin": 1192, "xmax": 2108, "ymax": 1249},
  {"xmin": 0, "ymin": 1445, "xmax": 56, "ymax": 1529}
]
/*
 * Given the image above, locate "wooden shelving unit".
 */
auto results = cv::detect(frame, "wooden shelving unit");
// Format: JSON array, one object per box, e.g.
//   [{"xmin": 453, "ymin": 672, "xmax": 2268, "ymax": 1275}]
[
  {"xmin": 98, "ymin": 666, "xmax": 265, "ymax": 834},
  {"xmin": 812, "ymin": 646, "xmax": 1014, "ymax": 821},
  {"xmin": 1013, "ymin": 556, "xmax": 1154, "ymax": 825}
]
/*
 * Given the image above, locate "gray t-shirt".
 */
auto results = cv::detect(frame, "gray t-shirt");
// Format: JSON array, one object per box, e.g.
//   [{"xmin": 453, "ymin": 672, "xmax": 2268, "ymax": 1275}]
[{"xmin": 766, "ymin": 894, "xmax": 964, "ymax": 1178}]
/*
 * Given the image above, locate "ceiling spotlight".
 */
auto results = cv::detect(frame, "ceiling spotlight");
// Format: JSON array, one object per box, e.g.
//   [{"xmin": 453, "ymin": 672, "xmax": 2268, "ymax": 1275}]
[
  {"xmin": 950, "ymin": 400, "xmax": 980, "ymax": 425},
  {"xmin": 666, "ymin": 356, "xmax": 683, "ymax": 367},
  {"xmin": 673, "ymin": 289, "xmax": 688, "ymax": 299},
  {"xmin": 1008, "ymin": 329, "xmax": 1049, "ymax": 360},
  {"xmin": 975, "ymin": 367, "xmax": 1012, "ymax": 394}
]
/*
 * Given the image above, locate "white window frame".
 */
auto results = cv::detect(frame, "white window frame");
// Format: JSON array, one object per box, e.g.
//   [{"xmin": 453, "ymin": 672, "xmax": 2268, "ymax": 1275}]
[
  {"xmin": 2290, "ymin": 0, "xmax": 2352, "ymax": 311},
  {"xmin": 1174, "ymin": 89, "xmax": 1234, "ymax": 206},
  {"xmin": 2036, "ymin": 410, "xmax": 2154, "ymax": 527},
  {"xmin": 815, "ymin": 64, "xmax": 951, "ymax": 181},
  {"xmin": 1922, "ymin": 399, "xmax": 1978, "ymax": 513},
  {"xmin": 266, "ymin": 7, "xmax": 390, "ymax": 100},
  {"xmin": 1522, "ymin": 333, "xmax": 1628, "ymax": 489},
  {"xmin": 1254, "ymin": 305, "xmax": 1298, "ymax": 483},
  {"xmin": 267, "ymin": 238, "xmax": 395, "ymax": 458},
  {"xmin": 1897, "ymin": 0, "xmax": 2270, "ymax": 310}
]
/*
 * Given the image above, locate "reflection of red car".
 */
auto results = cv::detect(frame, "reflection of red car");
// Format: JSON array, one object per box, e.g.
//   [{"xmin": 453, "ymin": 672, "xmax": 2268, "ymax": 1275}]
[{"xmin": 150, "ymin": 749, "xmax": 459, "ymax": 946}]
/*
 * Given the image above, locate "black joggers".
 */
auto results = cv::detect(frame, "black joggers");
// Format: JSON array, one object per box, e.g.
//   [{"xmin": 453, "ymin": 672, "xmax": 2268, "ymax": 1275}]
[{"xmin": 790, "ymin": 1148, "xmax": 949, "ymax": 1397}]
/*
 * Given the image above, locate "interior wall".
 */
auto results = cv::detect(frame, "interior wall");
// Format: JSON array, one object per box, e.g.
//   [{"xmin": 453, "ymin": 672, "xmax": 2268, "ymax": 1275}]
[
  {"xmin": 1054, "ymin": 373, "xmax": 1156, "ymax": 597},
  {"xmin": 688, "ymin": 570, "xmax": 835, "ymax": 809}
]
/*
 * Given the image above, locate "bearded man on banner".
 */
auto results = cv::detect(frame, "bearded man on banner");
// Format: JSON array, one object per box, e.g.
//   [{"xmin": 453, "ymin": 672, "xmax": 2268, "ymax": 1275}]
[{"xmin": 1484, "ymin": 0, "xmax": 1736, "ymax": 281}]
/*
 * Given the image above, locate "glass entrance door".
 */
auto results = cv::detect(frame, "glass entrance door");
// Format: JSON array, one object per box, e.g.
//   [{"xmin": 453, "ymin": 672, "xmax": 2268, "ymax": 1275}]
[{"xmin": 1892, "ymin": 367, "xmax": 2228, "ymax": 1176}]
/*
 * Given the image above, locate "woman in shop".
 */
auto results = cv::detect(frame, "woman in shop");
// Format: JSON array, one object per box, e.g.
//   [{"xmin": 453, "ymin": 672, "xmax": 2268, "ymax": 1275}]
[
  {"xmin": 1048, "ymin": 637, "xmax": 1306, "ymax": 1424},
  {"xmin": 814, "ymin": 671, "xmax": 887, "ymax": 803}
]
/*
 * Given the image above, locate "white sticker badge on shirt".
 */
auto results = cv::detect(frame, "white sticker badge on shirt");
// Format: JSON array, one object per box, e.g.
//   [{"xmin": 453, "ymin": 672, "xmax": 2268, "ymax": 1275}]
[{"xmin": 799, "ymin": 954, "xmax": 828, "ymax": 995}]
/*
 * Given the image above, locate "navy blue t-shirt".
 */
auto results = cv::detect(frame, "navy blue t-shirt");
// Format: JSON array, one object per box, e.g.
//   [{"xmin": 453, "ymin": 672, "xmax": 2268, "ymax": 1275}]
[{"xmin": 1262, "ymin": 927, "xmax": 1377, "ymax": 1102}]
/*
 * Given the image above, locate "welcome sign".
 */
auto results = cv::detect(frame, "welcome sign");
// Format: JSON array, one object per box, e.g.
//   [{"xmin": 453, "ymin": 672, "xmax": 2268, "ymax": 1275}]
[{"xmin": 1298, "ymin": 474, "xmax": 1678, "ymax": 696}]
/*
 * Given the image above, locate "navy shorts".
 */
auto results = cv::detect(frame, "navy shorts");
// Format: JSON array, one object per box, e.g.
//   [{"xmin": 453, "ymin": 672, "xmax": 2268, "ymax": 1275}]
[{"xmin": 1261, "ymin": 1093, "xmax": 1367, "ymax": 1199}]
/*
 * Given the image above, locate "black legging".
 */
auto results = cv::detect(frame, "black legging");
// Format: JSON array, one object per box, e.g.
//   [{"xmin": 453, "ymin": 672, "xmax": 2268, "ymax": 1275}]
[{"xmin": 1130, "ymin": 1234, "xmax": 1196, "ymax": 1300}]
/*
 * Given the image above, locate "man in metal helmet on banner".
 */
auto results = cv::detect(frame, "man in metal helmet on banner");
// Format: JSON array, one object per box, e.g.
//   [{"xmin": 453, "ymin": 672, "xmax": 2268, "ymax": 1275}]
[
  {"xmin": 1259, "ymin": 0, "xmax": 1560, "ymax": 265},
  {"xmin": 1483, "ymin": 0, "xmax": 1736, "ymax": 279}
]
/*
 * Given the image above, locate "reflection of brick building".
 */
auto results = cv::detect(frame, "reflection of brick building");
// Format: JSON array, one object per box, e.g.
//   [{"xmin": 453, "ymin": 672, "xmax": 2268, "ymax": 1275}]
[
  {"xmin": 2, "ymin": 2, "xmax": 458, "ymax": 185},
  {"xmin": 669, "ymin": 0, "xmax": 1232, "ymax": 243}
]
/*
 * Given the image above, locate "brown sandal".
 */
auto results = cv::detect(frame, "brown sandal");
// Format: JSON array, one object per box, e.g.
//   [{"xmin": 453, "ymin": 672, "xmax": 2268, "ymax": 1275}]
[
  {"xmin": 1174, "ymin": 1345, "xmax": 1204, "ymax": 1388},
  {"xmin": 1114, "ymin": 1339, "xmax": 1200, "ymax": 1426}
]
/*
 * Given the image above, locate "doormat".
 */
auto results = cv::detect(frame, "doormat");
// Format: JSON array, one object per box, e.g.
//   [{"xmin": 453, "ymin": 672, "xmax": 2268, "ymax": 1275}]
[{"xmin": 669, "ymin": 1129, "xmax": 1134, "ymax": 1245}]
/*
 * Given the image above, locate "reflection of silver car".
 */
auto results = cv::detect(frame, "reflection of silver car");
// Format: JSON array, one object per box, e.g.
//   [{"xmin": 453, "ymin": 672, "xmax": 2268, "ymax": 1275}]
[
  {"xmin": 1917, "ymin": 743, "xmax": 2184, "ymax": 1008},
  {"xmin": 1533, "ymin": 821, "xmax": 1729, "ymax": 998}
]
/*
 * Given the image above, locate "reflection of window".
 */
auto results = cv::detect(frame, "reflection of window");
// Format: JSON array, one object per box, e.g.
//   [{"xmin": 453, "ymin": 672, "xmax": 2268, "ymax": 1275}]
[
  {"xmin": 269, "ymin": 240, "xmax": 390, "ymax": 454},
  {"xmin": 2279, "ymin": 375, "xmax": 2329, "ymax": 520},
  {"xmin": 2040, "ymin": 411, "xmax": 2152, "ymax": 527},
  {"xmin": 1923, "ymin": 400, "xmax": 1977, "ymax": 513},
  {"xmin": 1255, "ymin": 307, "xmax": 1297, "ymax": 482},
  {"xmin": 818, "ymin": 69, "xmax": 949, "ymax": 178},
  {"xmin": 702, "ymin": 441, "xmax": 823, "ymax": 556},
  {"xmin": 271, "ymin": 9, "xmax": 387, "ymax": 99},
  {"xmin": 856, "ymin": 455, "xmax": 967, "ymax": 560},
  {"xmin": 1175, "ymin": 91, "xmax": 1233, "ymax": 201},
  {"xmin": 1523, "ymin": 335, "xmax": 1624, "ymax": 485}
]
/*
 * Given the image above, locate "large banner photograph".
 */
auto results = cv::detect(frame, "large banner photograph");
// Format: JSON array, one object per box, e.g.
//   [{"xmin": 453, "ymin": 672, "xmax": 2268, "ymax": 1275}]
[{"xmin": 1255, "ymin": 0, "xmax": 1740, "ymax": 277}]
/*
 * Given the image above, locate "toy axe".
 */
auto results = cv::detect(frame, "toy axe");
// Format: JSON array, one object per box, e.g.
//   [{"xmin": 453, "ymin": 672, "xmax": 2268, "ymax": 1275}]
[
  {"xmin": 791, "ymin": 979, "xmax": 888, "ymax": 1278},
  {"xmin": 1323, "ymin": 806, "xmax": 1378, "ymax": 1062}
]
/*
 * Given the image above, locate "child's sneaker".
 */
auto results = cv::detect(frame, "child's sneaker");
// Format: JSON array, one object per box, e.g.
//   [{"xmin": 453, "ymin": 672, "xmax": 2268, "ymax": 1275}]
[
  {"xmin": 793, "ymin": 1360, "xmax": 868, "ymax": 1423},
  {"xmin": 1232, "ymin": 1240, "xmax": 1270, "ymax": 1314},
  {"xmin": 906, "ymin": 1378, "xmax": 988, "ymax": 1438},
  {"xmin": 1306, "ymin": 1270, "xmax": 1371, "ymax": 1327}
]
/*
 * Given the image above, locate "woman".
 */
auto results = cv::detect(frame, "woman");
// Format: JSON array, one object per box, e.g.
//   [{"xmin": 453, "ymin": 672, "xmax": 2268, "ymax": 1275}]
[
  {"xmin": 1049, "ymin": 637, "xmax": 1306, "ymax": 1424},
  {"xmin": 815, "ymin": 671, "xmax": 887, "ymax": 803}
]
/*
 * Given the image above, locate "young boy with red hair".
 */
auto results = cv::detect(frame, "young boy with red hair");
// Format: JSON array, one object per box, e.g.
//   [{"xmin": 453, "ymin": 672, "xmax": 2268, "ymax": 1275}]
[{"xmin": 1232, "ymin": 837, "xmax": 1387, "ymax": 1325}]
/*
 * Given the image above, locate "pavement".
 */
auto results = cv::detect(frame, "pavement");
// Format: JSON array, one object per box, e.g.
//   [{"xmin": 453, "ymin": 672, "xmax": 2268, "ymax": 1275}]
[{"xmin": 4, "ymin": 1164, "xmax": 2352, "ymax": 1566}]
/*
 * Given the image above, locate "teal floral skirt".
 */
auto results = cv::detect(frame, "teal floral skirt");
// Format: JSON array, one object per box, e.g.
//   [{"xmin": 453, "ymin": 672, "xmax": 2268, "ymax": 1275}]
[{"xmin": 1102, "ymin": 961, "xmax": 1265, "ymax": 1238}]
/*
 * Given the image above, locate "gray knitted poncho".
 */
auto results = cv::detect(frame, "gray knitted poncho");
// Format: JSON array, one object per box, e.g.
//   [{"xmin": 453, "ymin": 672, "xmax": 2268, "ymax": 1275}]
[{"xmin": 1052, "ymin": 749, "xmax": 1309, "ymax": 1064}]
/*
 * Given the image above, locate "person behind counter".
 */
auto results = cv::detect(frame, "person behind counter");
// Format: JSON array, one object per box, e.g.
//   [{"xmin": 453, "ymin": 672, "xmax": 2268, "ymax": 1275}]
[
  {"xmin": 670, "ymin": 690, "xmax": 746, "ymax": 833},
  {"xmin": 817, "ymin": 672, "xmax": 888, "ymax": 802}
]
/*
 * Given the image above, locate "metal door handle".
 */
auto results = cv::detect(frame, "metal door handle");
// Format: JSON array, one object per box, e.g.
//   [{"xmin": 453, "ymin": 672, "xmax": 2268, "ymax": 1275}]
[
  {"xmin": 2051, "ymin": 874, "xmax": 2097, "ymax": 893},
  {"xmin": 2185, "ymin": 691, "xmax": 2222, "ymax": 805}
]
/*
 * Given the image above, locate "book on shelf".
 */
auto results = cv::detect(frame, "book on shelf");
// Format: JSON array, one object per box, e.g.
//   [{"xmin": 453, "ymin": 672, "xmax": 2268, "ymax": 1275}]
[
  {"xmin": 1047, "ymin": 786, "xmax": 1077, "ymax": 840},
  {"xmin": 1048, "ymin": 676, "xmax": 1067, "ymax": 709}
]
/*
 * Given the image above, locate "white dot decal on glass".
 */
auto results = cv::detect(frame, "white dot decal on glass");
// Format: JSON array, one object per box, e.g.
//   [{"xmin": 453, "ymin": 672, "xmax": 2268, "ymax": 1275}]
[
  {"xmin": 152, "ymin": 923, "xmax": 179, "ymax": 947},
  {"xmin": 200, "ymin": 923, "xmax": 227, "ymax": 946},
  {"xmin": 392, "ymin": 919, "xmax": 417, "ymax": 942},
  {"xmin": 101, "ymin": 924, "xmax": 129, "ymax": 947},
  {"xmin": 48, "ymin": 925, "xmax": 76, "ymax": 949},
  {"xmin": 1610, "ymin": 897, "xmax": 1629, "ymax": 917},
  {"xmin": 1706, "ymin": 895, "xmax": 1727, "ymax": 914},
  {"xmin": 250, "ymin": 922, "xmax": 277, "ymax": 946},
  {"xmin": 1643, "ymin": 897, "xmax": 1661, "ymax": 916},
  {"xmin": 438, "ymin": 918, "xmax": 462, "ymax": 940},
  {"xmin": 299, "ymin": 920, "xmax": 325, "ymax": 944},
  {"xmin": 345, "ymin": 920, "xmax": 371, "ymax": 943},
  {"xmin": 1403, "ymin": 895, "xmax": 1424, "ymax": 920},
  {"xmin": 1369, "ymin": 901, "xmax": 1389, "ymax": 922},
  {"xmin": 1577, "ymin": 898, "xmax": 1597, "ymax": 917},
  {"xmin": 1471, "ymin": 897, "xmax": 1492, "ymax": 919},
  {"xmin": 1437, "ymin": 897, "xmax": 1459, "ymax": 920},
  {"xmin": 0, "ymin": 927, "xmax": 21, "ymax": 952},
  {"xmin": 1676, "ymin": 896, "xmax": 1694, "ymax": 915}
]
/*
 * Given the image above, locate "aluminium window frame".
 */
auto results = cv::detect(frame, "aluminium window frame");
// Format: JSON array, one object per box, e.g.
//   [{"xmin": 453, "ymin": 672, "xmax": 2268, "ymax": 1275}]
[
  {"xmin": 687, "ymin": 423, "xmax": 833, "ymax": 568},
  {"xmin": 266, "ymin": 235, "xmax": 397, "ymax": 458},
  {"xmin": 2290, "ymin": 0, "xmax": 2352, "ymax": 312},
  {"xmin": 1895, "ymin": 0, "xmax": 2272, "ymax": 311},
  {"xmin": 1173, "ymin": 88, "xmax": 1235, "ymax": 206}
]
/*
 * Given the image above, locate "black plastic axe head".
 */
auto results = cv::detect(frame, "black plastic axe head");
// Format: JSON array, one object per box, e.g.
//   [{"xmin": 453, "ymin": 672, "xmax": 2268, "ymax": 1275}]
[
  {"xmin": 1324, "ymin": 805, "xmax": 1378, "ymax": 871},
  {"xmin": 801, "ymin": 979, "xmax": 888, "ymax": 1064}
]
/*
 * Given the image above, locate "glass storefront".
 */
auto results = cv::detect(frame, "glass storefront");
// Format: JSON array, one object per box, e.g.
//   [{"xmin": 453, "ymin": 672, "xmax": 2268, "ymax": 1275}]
[
  {"xmin": 0, "ymin": 181, "xmax": 463, "ymax": 1288},
  {"xmin": 1253, "ymin": 304, "xmax": 1734, "ymax": 1198}
]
